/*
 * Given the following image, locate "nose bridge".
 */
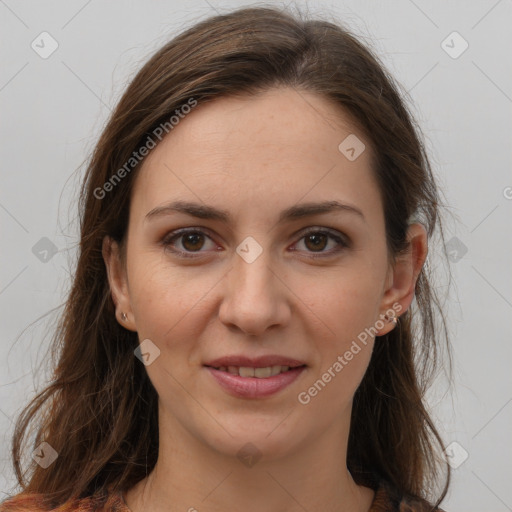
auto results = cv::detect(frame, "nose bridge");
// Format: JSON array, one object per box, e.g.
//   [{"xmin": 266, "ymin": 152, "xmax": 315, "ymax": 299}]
[
  {"xmin": 230, "ymin": 233, "xmax": 274, "ymax": 292},
  {"xmin": 232, "ymin": 247, "xmax": 273, "ymax": 298},
  {"xmin": 219, "ymin": 239, "xmax": 288, "ymax": 335}
]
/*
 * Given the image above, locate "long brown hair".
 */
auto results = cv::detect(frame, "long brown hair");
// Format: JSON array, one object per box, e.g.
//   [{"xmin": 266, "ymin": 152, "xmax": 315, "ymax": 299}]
[{"xmin": 3, "ymin": 4, "xmax": 452, "ymax": 509}]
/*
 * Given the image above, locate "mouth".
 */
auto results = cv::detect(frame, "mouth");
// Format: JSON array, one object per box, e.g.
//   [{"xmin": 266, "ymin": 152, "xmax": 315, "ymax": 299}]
[
  {"xmin": 203, "ymin": 357, "xmax": 307, "ymax": 398},
  {"xmin": 205, "ymin": 364, "xmax": 306, "ymax": 378}
]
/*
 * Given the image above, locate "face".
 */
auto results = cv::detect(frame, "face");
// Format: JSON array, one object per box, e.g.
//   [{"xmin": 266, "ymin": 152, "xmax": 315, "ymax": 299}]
[{"xmin": 104, "ymin": 87, "xmax": 421, "ymax": 461}]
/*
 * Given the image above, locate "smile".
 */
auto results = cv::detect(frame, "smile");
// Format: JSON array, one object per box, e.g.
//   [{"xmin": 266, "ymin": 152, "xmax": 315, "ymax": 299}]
[
  {"xmin": 209, "ymin": 365, "xmax": 295, "ymax": 378},
  {"xmin": 205, "ymin": 365, "xmax": 307, "ymax": 398}
]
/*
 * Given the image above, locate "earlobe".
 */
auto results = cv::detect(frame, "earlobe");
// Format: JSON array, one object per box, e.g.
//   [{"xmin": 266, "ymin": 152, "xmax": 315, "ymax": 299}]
[
  {"xmin": 376, "ymin": 223, "xmax": 428, "ymax": 336},
  {"xmin": 102, "ymin": 236, "xmax": 137, "ymax": 332}
]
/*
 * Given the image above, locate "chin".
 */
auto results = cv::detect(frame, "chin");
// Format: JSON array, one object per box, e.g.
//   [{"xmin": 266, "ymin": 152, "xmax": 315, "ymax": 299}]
[{"xmin": 197, "ymin": 413, "xmax": 307, "ymax": 463}]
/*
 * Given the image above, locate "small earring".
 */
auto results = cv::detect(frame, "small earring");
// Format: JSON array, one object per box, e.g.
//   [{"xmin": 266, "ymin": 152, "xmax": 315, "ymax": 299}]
[
  {"xmin": 121, "ymin": 312, "xmax": 127, "ymax": 321},
  {"xmin": 383, "ymin": 312, "xmax": 398, "ymax": 325}
]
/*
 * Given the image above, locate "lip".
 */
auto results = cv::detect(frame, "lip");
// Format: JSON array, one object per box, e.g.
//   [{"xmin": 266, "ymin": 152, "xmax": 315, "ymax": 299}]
[
  {"xmin": 204, "ymin": 355, "xmax": 306, "ymax": 368},
  {"xmin": 205, "ymin": 365, "xmax": 307, "ymax": 398}
]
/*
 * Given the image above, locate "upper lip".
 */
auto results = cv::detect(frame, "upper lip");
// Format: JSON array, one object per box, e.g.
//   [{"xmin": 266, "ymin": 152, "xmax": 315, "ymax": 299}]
[{"xmin": 204, "ymin": 355, "xmax": 307, "ymax": 368}]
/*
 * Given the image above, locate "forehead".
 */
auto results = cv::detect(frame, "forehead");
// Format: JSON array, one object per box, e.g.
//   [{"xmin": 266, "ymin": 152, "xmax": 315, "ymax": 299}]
[{"xmin": 130, "ymin": 87, "xmax": 380, "ymax": 224}]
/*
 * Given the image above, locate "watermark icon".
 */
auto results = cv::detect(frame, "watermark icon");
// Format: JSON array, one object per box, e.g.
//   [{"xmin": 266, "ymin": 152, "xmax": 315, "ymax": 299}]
[
  {"xmin": 31, "ymin": 31, "xmax": 59, "ymax": 59},
  {"xmin": 338, "ymin": 134, "xmax": 366, "ymax": 161},
  {"xmin": 298, "ymin": 303, "xmax": 402, "ymax": 405},
  {"xmin": 503, "ymin": 186, "xmax": 512, "ymax": 200},
  {"xmin": 94, "ymin": 97, "xmax": 198, "ymax": 200},
  {"xmin": 444, "ymin": 441, "xmax": 469, "ymax": 469},
  {"xmin": 237, "ymin": 442, "xmax": 262, "ymax": 468},
  {"xmin": 446, "ymin": 236, "xmax": 468, "ymax": 263},
  {"xmin": 32, "ymin": 441, "xmax": 59, "ymax": 468},
  {"xmin": 236, "ymin": 236, "xmax": 263, "ymax": 263},
  {"xmin": 441, "ymin": 31, "xmax": 469, "ymax": 59},
  {"xmin": 32, "ymin": 237, "xmax": 58, "ymax": 263},
  {"xmin": 134, "ymin": 338, "xmax": 161, "ymax": 366}
]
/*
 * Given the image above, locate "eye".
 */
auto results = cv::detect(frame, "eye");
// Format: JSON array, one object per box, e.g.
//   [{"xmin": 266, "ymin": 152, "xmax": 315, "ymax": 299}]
[
  {"xmin": 161, "ymin": 228, "xmax": 219, "ymax": 258},
  {"xmin": 161, "ymin": 227, "xmax": 349, "ymax": 259},
  {"xmin": 291, "ymin": 227, "xmax": 349, "ymax": 258}
]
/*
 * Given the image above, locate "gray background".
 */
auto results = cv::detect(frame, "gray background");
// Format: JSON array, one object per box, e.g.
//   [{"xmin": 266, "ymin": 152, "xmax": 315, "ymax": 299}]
[{"xmin": 1, "ymin": 1, "xmax": 511, "ymax": 510}]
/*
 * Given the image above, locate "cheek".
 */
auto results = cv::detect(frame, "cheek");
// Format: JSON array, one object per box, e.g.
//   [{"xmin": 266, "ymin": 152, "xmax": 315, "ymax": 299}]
[
  {"xmin": 298, "ymin": 275, "xmax": 379, "ymax": 411},
  {"xmin": 127, "ymin": 256, "xmax": 204, "ymax": 344},
  {"xmin": 298, "ymin": 265, "xmax": 384, "ymax": 403},
  {"xmin": 310, "ymin": 267, "xmax": 385, "ymax": 344}
]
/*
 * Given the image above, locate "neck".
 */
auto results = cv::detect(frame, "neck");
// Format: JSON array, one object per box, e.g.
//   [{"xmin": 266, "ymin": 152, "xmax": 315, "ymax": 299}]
[{"xmin": 124, "ymin": 407, "xmax": 375, "ymax": 512}]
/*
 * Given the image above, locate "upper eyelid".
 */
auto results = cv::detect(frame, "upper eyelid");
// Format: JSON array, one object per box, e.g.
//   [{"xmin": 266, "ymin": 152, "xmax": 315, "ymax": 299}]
[{"xmin": 162, "ymin": 226, "xmax": 348, "ymax": 250}]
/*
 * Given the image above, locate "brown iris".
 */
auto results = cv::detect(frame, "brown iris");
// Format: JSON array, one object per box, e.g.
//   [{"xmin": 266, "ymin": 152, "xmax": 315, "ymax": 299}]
[
  {"xmin": 181, "ymin": 232, "xmax": 205, "ymax": 251},
  {"xmin": 303, "ymin": 233, "xmax": 328, "ymax": 252}
]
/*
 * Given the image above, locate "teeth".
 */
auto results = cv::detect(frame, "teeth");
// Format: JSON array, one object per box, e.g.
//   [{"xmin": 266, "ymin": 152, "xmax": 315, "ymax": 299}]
[
  {"xmin": 239, "ymin": 367, "xmax": 255, "ymax": 378},
  {"xmin": 216, "ymin": 365, "xmax": 293, "ymax": 378},
  {"xmin": 270, "ymin": 365, "xmax": 282, "ymax": 376},
  {"xmin": 254, "ymin": 367, "xmax": 272, "ymax": 378}
]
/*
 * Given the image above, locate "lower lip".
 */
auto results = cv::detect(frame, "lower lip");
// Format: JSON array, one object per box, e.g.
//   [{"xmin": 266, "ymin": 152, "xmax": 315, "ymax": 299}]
[{"xmin": 205, "ymin": 366, "xmax": 307, "ymax": 398}]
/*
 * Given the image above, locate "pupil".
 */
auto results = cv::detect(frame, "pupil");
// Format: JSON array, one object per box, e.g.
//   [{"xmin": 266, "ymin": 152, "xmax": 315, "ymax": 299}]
[
  {"xmin": 183, "ymin": 233, "xmax": 203, "ymax": 251},
  {"xmin": 306, "ymin": 234, "xmax": 327, "ymax": 251}
]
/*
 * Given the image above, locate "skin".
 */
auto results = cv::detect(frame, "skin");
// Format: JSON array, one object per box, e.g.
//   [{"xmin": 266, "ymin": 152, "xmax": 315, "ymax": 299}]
[{"xmin": 103, "ymin": 86, "xmax": 427, "ymax": 512}]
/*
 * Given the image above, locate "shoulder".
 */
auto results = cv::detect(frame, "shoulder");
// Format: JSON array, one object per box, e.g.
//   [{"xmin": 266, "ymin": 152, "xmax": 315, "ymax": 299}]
[
  {"xmin": 0, "ymin": 493, "xmax": 49, "ymax": 512},
  {"xmin": 397, "ymin": 493, "xmax": 446, "ymax": 512},
  {"xmin": 370, "ymin": 479, "xmax": 446, "ymax": 512},
  {"xmin": 0, "ymin": 488, "xmax": 127, "ymax": 512}
]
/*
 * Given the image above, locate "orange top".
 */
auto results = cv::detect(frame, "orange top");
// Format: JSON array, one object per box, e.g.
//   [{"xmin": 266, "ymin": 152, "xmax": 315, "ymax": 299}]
[{"xmin": 0, "ymin": 479, "xmax": 444, "ymax": 511}]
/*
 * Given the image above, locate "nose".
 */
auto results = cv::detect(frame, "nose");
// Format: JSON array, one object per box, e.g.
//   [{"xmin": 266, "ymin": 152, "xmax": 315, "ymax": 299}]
[{"xmin": 218, "ymin": 248, "xmax": 291, "ymax": 337}]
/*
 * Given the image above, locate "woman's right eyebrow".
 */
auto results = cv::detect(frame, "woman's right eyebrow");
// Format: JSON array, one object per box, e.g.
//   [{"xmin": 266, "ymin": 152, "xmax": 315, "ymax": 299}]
[{"xmin": 144, "ymin": 199, "xmax": 365, "ymax": 224}]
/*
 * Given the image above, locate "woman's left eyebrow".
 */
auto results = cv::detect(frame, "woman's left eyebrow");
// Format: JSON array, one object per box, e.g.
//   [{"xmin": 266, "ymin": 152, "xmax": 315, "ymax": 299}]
[{"xmin": 144, "ymin": 199, "xmax": 365, "ymax": 224}]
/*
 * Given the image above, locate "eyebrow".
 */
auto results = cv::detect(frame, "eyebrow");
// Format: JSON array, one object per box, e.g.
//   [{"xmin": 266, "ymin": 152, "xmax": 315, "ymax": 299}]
[{"xmin": 145, "ymin": 199, "xmax": 365, "ymax": 224}]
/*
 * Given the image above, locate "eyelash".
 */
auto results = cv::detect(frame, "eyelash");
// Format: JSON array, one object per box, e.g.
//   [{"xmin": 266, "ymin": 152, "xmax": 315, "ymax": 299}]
[{"xmin": 161, "ymin": 227, "xmax": 349, "ymax": 259}]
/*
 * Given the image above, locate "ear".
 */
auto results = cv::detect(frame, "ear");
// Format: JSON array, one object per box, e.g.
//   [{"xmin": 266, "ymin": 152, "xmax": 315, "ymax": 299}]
[
  {"xmin": 102, "ymin": 235, "xmax": 137, "ymax": 332},
  {"xmin": 376, "ymin": 223, "xmax": 428, "ymax": 336}
]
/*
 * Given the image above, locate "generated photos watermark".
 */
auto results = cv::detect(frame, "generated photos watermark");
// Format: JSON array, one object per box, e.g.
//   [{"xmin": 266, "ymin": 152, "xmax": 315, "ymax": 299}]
[
  {"xmin": 94, "ymin": 97, "xmax": 198, "ymax": 200},
  {"xmin": 297, "ymin": 302, "xmax": 402, "ymax": 405}
]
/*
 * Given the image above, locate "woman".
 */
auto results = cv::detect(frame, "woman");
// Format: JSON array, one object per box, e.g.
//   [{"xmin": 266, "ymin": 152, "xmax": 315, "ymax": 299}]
[{"xmin": 1, "ymin": 5, "xmax": 452, "ymax": 512}]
